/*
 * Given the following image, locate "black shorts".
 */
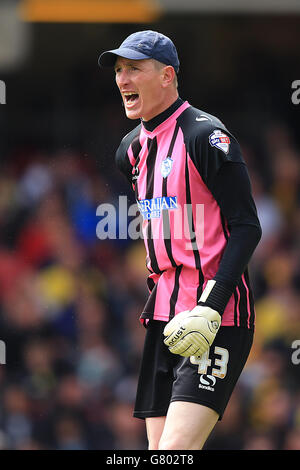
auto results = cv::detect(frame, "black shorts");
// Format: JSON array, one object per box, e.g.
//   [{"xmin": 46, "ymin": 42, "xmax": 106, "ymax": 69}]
[{"xmin": 134, "ymin": 320, "xmax": 253, "ymax": 420}]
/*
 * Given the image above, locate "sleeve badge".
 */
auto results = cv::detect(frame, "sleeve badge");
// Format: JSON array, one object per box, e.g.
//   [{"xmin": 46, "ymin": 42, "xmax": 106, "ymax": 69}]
[{"xmin": 209, "ymin": 130, "xmax": 231, "ymax": 154}]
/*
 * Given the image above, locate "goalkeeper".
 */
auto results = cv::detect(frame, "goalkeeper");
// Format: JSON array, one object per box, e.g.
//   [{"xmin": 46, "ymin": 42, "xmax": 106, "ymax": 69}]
[{"xmin": 99, "ymin": 30, "xmax": 262, "ymax": 450}]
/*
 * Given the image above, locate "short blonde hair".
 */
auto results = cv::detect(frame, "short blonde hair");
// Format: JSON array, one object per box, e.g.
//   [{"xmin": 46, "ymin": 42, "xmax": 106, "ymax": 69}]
[{"xmin": 152, "ymin": 59, "xmax": 178, "ymax": 89}]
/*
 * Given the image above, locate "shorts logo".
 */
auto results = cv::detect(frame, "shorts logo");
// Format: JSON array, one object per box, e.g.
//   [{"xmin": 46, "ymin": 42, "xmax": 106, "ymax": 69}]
[
  {"xmin": 161, "ymin": 157, "xmax": 173, "ymax": 178},
  {"xmin": 199, "ymin": 374, "xmax": 216, "ymax": 392},
  {"xmin": 209, "ymin": 130, "xmax": 230, "ymax": 154}
]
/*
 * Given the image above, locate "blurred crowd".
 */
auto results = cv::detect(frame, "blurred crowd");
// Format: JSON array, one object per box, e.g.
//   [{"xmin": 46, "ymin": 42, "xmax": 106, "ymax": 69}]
[{"xmin": 0, "ymin": 118, "xmax": 299, "ymax": 450}]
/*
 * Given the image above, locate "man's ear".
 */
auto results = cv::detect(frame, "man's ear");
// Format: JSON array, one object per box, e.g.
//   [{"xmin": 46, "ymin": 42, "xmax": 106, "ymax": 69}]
[{"xmin": 161, "ymin": 65, "xmax": 175, "ymax": 88}]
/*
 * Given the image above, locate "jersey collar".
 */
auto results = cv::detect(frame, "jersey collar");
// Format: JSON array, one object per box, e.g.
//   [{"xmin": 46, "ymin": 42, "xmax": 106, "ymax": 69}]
[{"xmin": 141, "ymin": 97, "xmax": 184, "ymax": 132}]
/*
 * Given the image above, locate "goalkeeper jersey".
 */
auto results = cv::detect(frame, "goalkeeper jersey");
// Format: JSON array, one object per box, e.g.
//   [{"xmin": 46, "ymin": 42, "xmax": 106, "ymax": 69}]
[{"xmin": 115, "ymin": 98, "xmax": 261, "ymax": 328}]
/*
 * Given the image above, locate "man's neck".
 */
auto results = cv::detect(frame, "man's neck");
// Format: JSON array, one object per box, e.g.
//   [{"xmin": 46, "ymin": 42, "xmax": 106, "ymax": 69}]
[{"xmin": 141, "ymin": 95, "xmax": 183, "ymax": 132}]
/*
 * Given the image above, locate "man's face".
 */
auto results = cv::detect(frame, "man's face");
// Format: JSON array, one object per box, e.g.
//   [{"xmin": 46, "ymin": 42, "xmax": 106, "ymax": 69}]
[{"xmin": 114, "ymin": 57, "xmax": 167, "ymax": 121}]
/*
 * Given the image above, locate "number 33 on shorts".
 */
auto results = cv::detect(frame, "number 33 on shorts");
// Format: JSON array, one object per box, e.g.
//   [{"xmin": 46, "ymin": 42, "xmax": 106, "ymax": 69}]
[{"xmin": 190, "ymin": 346, "xmax": 229, "ymax": 379}]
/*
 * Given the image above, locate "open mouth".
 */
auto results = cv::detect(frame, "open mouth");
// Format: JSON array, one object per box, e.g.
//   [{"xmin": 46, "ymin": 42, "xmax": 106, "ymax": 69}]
[{"xmin": 124, "ymin": 92, "xmax": 139, "ymax": 106}]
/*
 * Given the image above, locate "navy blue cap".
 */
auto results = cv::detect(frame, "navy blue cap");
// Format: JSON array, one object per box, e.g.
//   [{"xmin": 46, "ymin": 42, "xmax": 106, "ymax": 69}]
[{"xmin": 98, "ymin": 30, "xmax": 179, "ymax": 73}]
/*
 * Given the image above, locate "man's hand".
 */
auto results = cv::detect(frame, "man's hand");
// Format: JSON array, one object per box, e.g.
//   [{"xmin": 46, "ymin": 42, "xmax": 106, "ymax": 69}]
[{"xmin": 163, "ymin": 306, "xmax": 221, "ymax": 357}]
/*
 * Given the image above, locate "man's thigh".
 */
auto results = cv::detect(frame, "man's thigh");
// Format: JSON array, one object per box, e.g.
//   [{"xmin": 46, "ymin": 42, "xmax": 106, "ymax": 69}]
[
  {"xmin": 159, "ymin": 401, "xmax": 219, "ymax": 450},
  {"xmin": 145, "ymin": 416, "xmax": 166, "ymax": 450}
]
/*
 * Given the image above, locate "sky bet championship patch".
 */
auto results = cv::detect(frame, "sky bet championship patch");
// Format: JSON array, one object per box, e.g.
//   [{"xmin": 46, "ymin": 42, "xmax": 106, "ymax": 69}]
[{"xmin": 209, "ymin": 129, "xmax": 231, "ymax": 154}]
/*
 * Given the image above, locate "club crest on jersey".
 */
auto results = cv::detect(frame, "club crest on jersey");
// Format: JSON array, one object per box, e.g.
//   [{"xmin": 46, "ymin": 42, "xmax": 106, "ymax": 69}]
[
  {"xmin": 161, "ymin": 157, "xmax": 173, "ymax": 178},
  {"xmin": 209, "ymin": 130, "xmax": 230, "ymax": 154}
]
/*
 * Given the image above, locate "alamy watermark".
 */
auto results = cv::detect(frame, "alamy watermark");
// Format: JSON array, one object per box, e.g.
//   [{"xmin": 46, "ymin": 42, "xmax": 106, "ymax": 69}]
[
  {"xmin": 291, "ymin": 80, "xmax": 300, "ymax": 105},
  {"xmin": 291, "ymin": 339, "xmax": 300, "ymax": 365},
  {"xmin": 96, "ymin": 196, "xmax": 204, "ymax": 250},
  {"xmin": 0, "ymin": 341, "xmax": 6, "ymax": 364},
  {"xmin": 0, "ymin": 80, "xmax": 6, "ymax": 104}
]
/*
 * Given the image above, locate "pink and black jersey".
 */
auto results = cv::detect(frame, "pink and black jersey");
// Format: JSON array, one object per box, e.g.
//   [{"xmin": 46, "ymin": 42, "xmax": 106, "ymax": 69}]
[{"xmin": 116, "ymin": 98, "xmax": 261, "ymax": 328}]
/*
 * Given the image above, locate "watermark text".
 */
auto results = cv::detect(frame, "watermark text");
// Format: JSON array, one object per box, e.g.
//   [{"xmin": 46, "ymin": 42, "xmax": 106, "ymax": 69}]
[
  {"xmin": 0, "ymin": 340, "xmax": 6, "ymax": 364},
  {"xmin": 0, "ymin": 80, "xmax": 6, "ymax": 104},
  {"xmin": 291, "ymin": 80, "xmax": 300, "ymax": 105},
  {"xmin": 291, "ymin": 339, "xmax": 300, "ymax": 365},
  {"xmin": 96, "ymin": 196, "xmax": 204, "ymax": 250}
]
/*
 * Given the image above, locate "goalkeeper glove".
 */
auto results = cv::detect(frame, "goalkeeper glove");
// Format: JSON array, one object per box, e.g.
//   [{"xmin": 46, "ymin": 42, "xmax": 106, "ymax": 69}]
[
  {"xmin": 163, "ymin": 280, "xmax": 230, "ymax": 357},
  {"xmin": 163, "ymin": 305, "xmax": 221, "ymax": 357}
]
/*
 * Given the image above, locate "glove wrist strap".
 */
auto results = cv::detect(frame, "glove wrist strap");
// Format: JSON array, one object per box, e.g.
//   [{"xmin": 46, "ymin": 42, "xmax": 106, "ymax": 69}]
[{"xmin": 198, "ymin": 280, "xmax": 233, "ymax": 315}]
